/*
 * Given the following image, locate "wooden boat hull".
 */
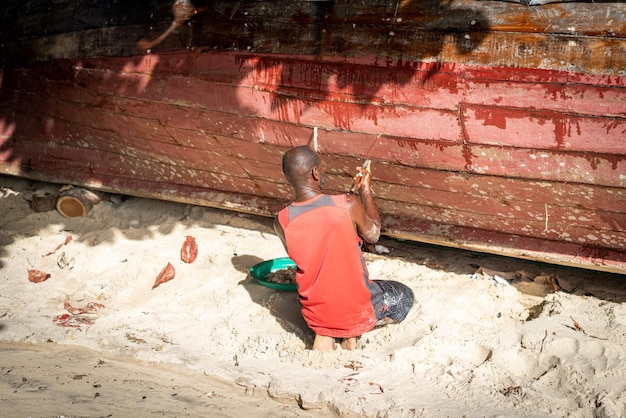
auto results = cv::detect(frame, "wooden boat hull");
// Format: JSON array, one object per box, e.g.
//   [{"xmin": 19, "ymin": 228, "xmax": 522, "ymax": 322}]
[{"xmin": 1, "ymin": 1, "xmax": 625, "ymax": 273}]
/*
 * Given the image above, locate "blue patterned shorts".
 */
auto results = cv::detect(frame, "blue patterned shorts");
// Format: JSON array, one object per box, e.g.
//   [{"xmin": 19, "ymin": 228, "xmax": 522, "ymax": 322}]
[{"xmin": 371, "ymin": 280, "xmax": 415, "ymax": 322}]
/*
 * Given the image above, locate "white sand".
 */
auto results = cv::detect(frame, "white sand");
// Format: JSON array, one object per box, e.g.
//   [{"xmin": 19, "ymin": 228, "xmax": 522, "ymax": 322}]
[{"xmin": 1, "ymin": 174, "xmax": 625, "ymax": 417}]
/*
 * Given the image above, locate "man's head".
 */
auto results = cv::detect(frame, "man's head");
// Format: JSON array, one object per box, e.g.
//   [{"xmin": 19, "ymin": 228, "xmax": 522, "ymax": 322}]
[{"xmin": 282, "ymin": 146, "xmax": 324, "ymax": 191}]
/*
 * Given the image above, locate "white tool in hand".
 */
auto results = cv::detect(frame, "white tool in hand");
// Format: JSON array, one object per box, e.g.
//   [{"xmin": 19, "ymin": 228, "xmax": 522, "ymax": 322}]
[{"xmin": 349, "ymin": 160, "xmax": 371, "ymax": 194}]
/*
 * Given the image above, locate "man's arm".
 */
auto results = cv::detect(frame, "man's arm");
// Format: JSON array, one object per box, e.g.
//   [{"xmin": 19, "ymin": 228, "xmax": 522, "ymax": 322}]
[
  {"xmin": 347, "ymin": 170, "xmax": 381, "ymax": 244},
  {"xmin": 274, "ymin": 217, "xmax": 288, "ymax": 251}
]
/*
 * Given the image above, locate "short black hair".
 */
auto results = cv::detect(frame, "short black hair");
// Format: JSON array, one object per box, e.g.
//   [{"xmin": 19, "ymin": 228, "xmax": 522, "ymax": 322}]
[{"xmin": 282, "ymin": 146, "xmax": 319, "ymax": 186}]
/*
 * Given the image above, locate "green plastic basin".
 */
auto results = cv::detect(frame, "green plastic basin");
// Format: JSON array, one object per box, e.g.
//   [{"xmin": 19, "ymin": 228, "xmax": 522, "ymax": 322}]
[{"xmin": 249, "ymin": 257, "xmax": 297, "ymax": 291}]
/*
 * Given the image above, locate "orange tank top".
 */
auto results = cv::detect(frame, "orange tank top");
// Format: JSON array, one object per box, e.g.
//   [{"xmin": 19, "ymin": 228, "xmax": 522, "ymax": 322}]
[{"xmin": 277, "ymin": 194, "xmax": 377, "ymax": 338}]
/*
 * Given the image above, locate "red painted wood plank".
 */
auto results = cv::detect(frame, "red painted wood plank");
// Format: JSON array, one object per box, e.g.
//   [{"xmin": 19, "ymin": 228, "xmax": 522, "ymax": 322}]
[
  {"xmin": 382, "ymin": 216, "xmax": 626, "ymax": 274},
  {"xmin": 232, "ymin": 55, "xmax": 464, "ymax": 111},
  {"xmin": 4, "ymin": 67, "xmax": 624, "ymax": 189},
  {"xmin": 209, "ymin": 135, "xmax": 286, "ymax": 167},
  {"xmin": 328, "ymin": 160, "xmax": 626, "ymax": 214},
  {"xmin": 10, "ymin": 87, "xmax": 307, "ymax": 151},
  {"xmin": 468, "ymin": 145, "xmax": 626, "ymax": 188},
  {"xmin": 9, "ymin": 111, "xmax": 252, "ymax": 179},
  {"xmin": 18, "ymin": 55, "xmax": 623, "ymax": 156},
  {"xmin": 82, "ymin": 51, "xmax": 626, "ymax": 90},
  {"xmin": 462, "ymin": 105, "xmax": 626, "ymax": 154},
  {"xmin": 370, "ymin": 182, "xmax": 625, "ymax": 234},
  {"xmin": 79, "ymin": 70, "xmax": 462, "ymax": 140},
  {"xmin": 464, "ymin": 77, "xmax": 626, "ymax": 118},
  {"xmin": 7, "ymin": 91, "xmax": 176, "ymax": 145},
  {"xmin": 9, "ymin": 140, "xmax": 251, "ymax": 193},
  {"xmin": 20, "ymin": 52, "xmax": 625, "ymax": 97},
  {"xmin": 58, "ymin": 57, "xmax": 463, "ymax": 140},
  {"xmin": 142, "ymin": 104, "xmax": 311, "ymax": 150},
  {"xmin": 321, "ymin": 169, "xmax": 625, "ymax": 237},
  {"xmin": 461, "ymin": 64, "xmax": 626, "ymax": 89},
  {"xmin": 367, "ymin": 137, "xmax": 467, "ymax": 171},
  {"xmin": 313, "ymin": 130, "xmax": 379, "ymax": 160},
  {"xmin": 376, "ymin": 199, "xmax": 626, "ymax": 251}
]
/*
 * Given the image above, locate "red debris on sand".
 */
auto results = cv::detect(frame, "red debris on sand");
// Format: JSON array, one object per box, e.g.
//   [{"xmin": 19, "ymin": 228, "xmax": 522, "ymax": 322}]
[
  {"xmin": 181, "ymin": 235, "xmax": 198, "ymax": 263},
  {"xmin": 28, "ymin": 269, "xmax": 51, "ymax": 283},
  {"xmin": 53, "ymin": 301, "xmax": 106, "ymax": 330},
  {"xmin": 44, "ymin": 235, "xmax": 73, "ymax": 256},
  {"xmin": 64, "ymin": 301, "xmax": 105, "ymax": 315},
  {"xmin": 53, "ymin": 313, "xmax": 94, "ymax": 329},
  {"xmin": 152, "ymin": 262, "xmax": 175, "ymax": 289}
]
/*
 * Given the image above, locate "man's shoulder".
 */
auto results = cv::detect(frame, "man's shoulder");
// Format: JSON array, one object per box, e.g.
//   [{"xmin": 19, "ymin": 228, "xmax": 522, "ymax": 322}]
[{"xmin": 325, "ymin": 193, "xmax": 350, "ymax": 207}]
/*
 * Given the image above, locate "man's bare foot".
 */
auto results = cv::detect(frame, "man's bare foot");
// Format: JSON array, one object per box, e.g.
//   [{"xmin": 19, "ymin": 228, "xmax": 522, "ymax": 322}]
[
  {"xmin": 312, "ymin": 335, "xmax": 335, "ymax": 351},
  {"xmin": 340, "ymin": 337, "xmax": 357, "ymax": 350}
]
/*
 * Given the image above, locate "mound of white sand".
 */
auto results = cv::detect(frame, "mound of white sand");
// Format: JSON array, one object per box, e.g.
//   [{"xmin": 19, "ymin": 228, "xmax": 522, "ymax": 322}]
[{"xmin": 1, "ymin": 175, "xmax": 625, "ymax": 417}]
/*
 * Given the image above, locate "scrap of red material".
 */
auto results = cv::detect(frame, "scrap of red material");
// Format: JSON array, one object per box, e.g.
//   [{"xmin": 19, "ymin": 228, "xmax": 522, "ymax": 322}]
[
  {"xmin": 53, "ymin": 301, "xmax": 105, "ymax": 330},
  {"xmin": 152, "ymin": 262, "xmax": 175, "ymax": 289},
  {"xmin": 181, "ymin": 235, "xmax": 198, "ymax": 263},
  {"xmin": 44, "ymin": 235, "xmax": 73, "ymax": 256},
  {"xmin": 28, "ymin": 269, "xmax": 50, "ymax": 283},
  {"xmin": 64, "ymin": 301, "xmax": 105, "ymax": 315},
  {"xmin": 52, "ymin": 313, "xmax": 94, "ymax": 329}
]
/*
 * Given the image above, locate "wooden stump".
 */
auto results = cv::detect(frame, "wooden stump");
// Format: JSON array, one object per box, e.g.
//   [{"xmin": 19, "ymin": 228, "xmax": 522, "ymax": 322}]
[
  {"xmin": 31, "ymin": 192, "xmax": 57, "ymax": 212},
  {"xmin": 56, "ymin": 187, "xmax": 102, "ymax": 217}
]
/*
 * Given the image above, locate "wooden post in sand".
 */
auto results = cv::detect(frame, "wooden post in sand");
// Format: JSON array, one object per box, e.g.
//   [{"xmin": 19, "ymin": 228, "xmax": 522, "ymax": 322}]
[{"xmin": 56, "ymin": 187, "xmax": 102, "ymax": 217}]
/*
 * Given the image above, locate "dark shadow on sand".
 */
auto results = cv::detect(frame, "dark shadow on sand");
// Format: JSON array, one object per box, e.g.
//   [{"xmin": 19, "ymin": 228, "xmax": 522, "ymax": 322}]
[{"xmin": 232, "ymin": 254, "xmax": 313, "ymax": 348}]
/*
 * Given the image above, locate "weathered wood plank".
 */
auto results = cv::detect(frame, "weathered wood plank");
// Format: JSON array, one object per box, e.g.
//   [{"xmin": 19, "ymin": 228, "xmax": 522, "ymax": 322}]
[
  {"xmin": 368, "ymin": 182, "xmax": 625, "ymax": 235},
  {"xmin": 365, "ymin": 138, "xmax": 467, "ymax": 171},
  {"xmin": 196, "ymin": 1, "xmax": 626, "ymax": 39},
  {"xmin": 324, "ymin": 154, "xmax": 626, "ymax": 213},
  {"xmin": 190, "ymin": 23, "xmax": 626, "ymax": 75},
  {"xmin": 189, "ymin": 1, "xmax": 626, "ymax": 74},
  {"xmin": 382, "ymin": 216, "xmax": 626, "ymax": 274},
  {"xmin": 64, "ymin": 63, "xmax": 463, "ymax": 140},
  {"xmin": 462, "ymin": 105, "xmax": 626, "ymax": 154},
  {"xmin": 320, "ymin": 165, "xmax": 626, "ymax": 240},
  {"xmin": 463, "ymin": 68, "xmax": 626, "ymax": 117},
  {"xmin": 328, "ymin": 1, "xmax": 626, "ymax": 36},
  {"xmin": 8, "ymin": 91, "xmax": 175, "ymax": 144},
  {"xmin": 2, "ymin": 1, "xmax": 624, "ymax": 76},
  {"xmin": 5, "ymin": 139, "xmax": 286, "ymax": 198},
  {"xmin": 0, "ymin": 163, "xmax": 289, "ymax": 217},
  {"xmin": 0, "ymin": 1, "xmax": 172, "ymax": 38},
  {"xmin": 374, "ymin": 199, "xmax": 626, "ymax": 252},
  {"xmin": 468, "ymin": 145, "xmax": 626, "ymax": 188},
  {"xmin": 5, "ymin": 1, "xmax": 625, "ymax": 43},
  {"xmin": 17, "ymin": 118, "xmax": 253, "ymax": 180}
]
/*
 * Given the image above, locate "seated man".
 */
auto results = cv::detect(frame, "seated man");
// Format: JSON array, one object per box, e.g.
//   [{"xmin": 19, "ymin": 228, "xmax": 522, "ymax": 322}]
[{"xmin": 274, "ymin": 145, "xmax": 415, "ymax": 351}]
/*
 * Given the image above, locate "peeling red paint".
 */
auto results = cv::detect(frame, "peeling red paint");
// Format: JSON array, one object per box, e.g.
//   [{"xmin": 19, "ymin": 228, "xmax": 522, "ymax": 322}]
[
  {"xmin": 474, "ymin": 107, "xmax": 507, "ymax": 129},
  {"xmin": 1, "ymin": 48, "xmax": 624, "ymax": 272}
]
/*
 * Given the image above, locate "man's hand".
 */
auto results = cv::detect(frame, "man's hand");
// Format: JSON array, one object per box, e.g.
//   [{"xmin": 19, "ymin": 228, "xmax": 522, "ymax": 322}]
[
  {"xmin": 349, "ymin": 160, "xmax": 371, "ymax": 194},
  {"xmin": 347, "ymin": 160, "xmax": 380, "ymax": 244}
]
